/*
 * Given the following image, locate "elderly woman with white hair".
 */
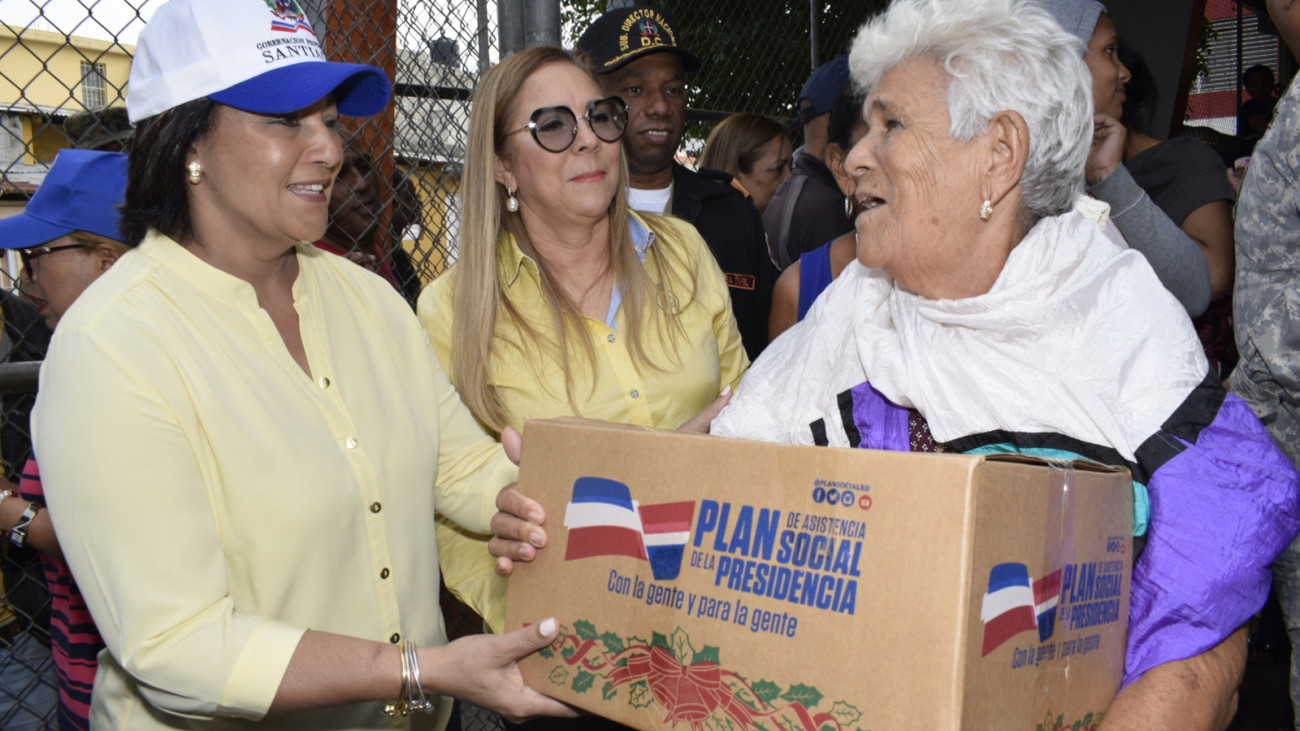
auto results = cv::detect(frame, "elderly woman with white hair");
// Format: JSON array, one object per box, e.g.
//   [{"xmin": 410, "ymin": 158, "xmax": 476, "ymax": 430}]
[{"xmin": 490, "ymin": 0, "xmax": 1300, "ymax": 727}]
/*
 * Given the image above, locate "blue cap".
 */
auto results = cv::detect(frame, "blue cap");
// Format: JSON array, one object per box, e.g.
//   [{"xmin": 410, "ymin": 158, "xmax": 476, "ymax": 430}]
[
  {"xmin": 798, "ymin": 55, "xmax": 850, "ymax": 126},
  {"xmin": 208, "ymin": 61, "xmax": 391, "ymax": 117},
  {"xmin": 0, "ymin": 150, "xmax": 128, "ymax": 249}
]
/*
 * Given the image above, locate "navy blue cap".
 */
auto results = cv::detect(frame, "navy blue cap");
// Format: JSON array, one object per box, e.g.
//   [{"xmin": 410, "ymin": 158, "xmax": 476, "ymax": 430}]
[
  {"xmin": 798, "ymin": 55, "xmax": 850, "ymax": 126},
  {"xmin": 577, "ymin": 6, "xmax": 701, "ymax": 75},
  {"xmin": 0, "ymin": 150, "xmax": 128, "ymax": 249}
]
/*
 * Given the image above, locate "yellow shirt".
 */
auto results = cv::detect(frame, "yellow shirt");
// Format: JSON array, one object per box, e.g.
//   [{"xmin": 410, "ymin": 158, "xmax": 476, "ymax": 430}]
[
  {"xmin": 418, "ymin": 212, "xmax": 747, "ymax": 631},
  {"xmin": 32, "ymin": 231, "xmax": 516, "ymax": 731}
]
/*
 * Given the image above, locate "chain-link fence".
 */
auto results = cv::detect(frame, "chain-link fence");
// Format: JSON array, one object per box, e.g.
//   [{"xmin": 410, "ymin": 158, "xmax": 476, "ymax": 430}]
[{"xmin": 0, "ymin": 0, "xmax": 1289, "ymax": 728}]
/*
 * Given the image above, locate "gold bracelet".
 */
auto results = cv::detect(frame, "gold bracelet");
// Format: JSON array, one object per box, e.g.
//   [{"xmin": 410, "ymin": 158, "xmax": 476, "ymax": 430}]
[
  {"xmin": 381, "ymin": 640, "xmax": 435, "ymax": 716},
  {"xmin": 381, "ymin": 641, "xmax": 411, "ymax": 716}
]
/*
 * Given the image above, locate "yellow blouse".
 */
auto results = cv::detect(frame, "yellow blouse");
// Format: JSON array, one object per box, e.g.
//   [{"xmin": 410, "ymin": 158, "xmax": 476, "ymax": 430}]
[
  {"xmin": 34, "ymin": 231, "xmax": 515, "ymax": 730},
  {"xmin": 418, "ymin": 212, "xmax": 747, "ymax": 631}
]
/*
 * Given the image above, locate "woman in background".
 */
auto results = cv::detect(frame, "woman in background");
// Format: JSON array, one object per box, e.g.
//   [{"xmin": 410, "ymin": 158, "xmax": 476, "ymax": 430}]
[
  {"xmin": 0, "ymin": 149, "xmax": 127, "ymax": 731},
  {"xmin": 1042, "ymin": 0, "xmax": 1232, "ymax": 324},
  {"xmin": 697, "ymin": 113, "xmax": 792, "ymax": 215},
  {"xmin": 768, "ymin": 87, "xmax": 867, "ymax": 341}
]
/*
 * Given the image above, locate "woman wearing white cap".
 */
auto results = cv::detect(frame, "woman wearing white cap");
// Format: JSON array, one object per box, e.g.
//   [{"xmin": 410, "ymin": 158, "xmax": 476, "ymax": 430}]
[{"xmin": 30, "ymin": 1, "xmax": 575, "ymax": 729}]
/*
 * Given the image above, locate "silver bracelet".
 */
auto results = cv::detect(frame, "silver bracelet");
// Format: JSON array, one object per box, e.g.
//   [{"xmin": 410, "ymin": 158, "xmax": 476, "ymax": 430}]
[
  {"xmin": 382, "ymin": 640, "xmax": 434, "ymax": 716},
  {"xmin": 404, "ymin": 641, "xmax": 435, "ymax": 714}
]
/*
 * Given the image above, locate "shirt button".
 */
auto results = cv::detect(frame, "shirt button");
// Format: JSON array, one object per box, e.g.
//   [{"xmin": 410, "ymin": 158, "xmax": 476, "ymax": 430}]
[
  {"xmin": 318, "ymin": 376, "xmax": 330, "ymax": 389},
  {"xmin": 370, "ymin": 502, "xmax": 382, "ymax": 513},
  {"xmin": 630, "ymin": 389, "xmax": 639, "ymax": 398},
  {"xmin": 607, "ymin": 334, "xmax": 616, "ymax": 343},
  {"xmin": 390, "ymin": 633, "xmax": 401, "ymax": 644},
  {"xmin": 345, "ymin": 438, "xmax": 358, "ymax": 449},
  {"xmin": 380, "ymin": 568, "xmax": 390, "ymax": 579}
]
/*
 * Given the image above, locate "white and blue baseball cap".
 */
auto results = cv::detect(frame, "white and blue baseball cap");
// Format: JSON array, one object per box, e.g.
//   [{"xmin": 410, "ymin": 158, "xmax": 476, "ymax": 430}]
[
  {"xmin": 127, "ymin": 0, "xmax": 391, "ymax": 122},
  {"xmin": 0, "ymin": 150, "xmax": 128, "ymax": 249}
]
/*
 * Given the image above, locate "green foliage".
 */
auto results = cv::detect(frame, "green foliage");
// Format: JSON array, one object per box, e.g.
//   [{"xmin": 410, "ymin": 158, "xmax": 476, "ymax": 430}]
[
  {"xmin": 780, "ymin": 683, "xmax": 824, "ymax": 709},
  {"xmin": 575, "ymin": 619, "xmax": 600, "ymax": 640},
  {"xmin": 829, "ymin": 700, "xmax": 862, "ymax": 726},
  {"xmin": 669, "ymin": 627, "xmax": 695, "ymax": 663},
  {"xmin": 628, "ymin": 680, "xmax": 655, "ymax": 708},
  {"xmin": 573, "ymin": 669, "xmax": 597, "ymax": 693},
  {"xmin": 751, "ymin": 679, "xmax": 782, "ymax": 704},
  {"xmin": 600, "ymin": 631, "xmax": 626, "ymax": 655},
  {"xmin": 693, "ymin": 643, "xmax": 721, "ymax": 665}
]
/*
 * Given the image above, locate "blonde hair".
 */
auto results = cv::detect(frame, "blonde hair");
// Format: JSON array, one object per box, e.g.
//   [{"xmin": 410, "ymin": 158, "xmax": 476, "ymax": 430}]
[
  {"xmin": 697, "ymin": 114, "xmax": 788, "ymax": 177},
  {"xmin": 451, "ymin": 46, "xmax": 693, "ymax": 435}
]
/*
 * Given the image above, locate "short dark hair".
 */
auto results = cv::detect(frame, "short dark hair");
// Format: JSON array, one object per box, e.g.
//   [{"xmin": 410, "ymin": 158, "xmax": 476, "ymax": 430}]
[
  {"xmin": 1243, "ymin": 64, "xmax": 1275, "ymax": 87},
  {"xmin": 120, "ymin": 98, "xmax": 218, "ymax": 246},
  {"xmin": 826, "ymin": 83, "xmax": 864, "ymax": 150}
]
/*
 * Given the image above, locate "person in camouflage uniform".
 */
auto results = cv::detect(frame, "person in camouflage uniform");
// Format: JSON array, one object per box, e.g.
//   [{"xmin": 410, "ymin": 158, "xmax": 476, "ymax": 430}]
[{"xmin": 1230, "ymin": 2, "xmax": 1300, "ymax": 726}]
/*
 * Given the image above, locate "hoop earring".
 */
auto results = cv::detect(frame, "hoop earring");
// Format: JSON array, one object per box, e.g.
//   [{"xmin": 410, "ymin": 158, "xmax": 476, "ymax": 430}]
[
  {"xmin": 844, "ymin": 196, "xmax": 854, "ymax": 219},
  {"xmin": 187, "ymin": 161, "xmax": 204, "ymax": 185},
  {"xmin": 979, "ymin": 200, "xmax": 994, "ymax": 221},
  {"xmin": 506, "ymin": 188, "xmax": 519, "ymax": 213}
]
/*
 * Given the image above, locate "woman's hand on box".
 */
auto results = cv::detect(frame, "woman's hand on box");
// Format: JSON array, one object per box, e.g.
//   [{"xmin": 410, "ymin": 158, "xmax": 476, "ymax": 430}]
[
  {"xmin": 421, "ymin": 617, "xmax": 578, "ymax": 722},
  {"xmin": 490, "ymin": 426, "xmax": 548, "ymax": 576},
  {"xmin": 677, "ymin": 384, "xmax": 733, "ymax": 434},
  {"xmin": 490, "ymin": 485, "xmax": 548, "ymax": 575}
]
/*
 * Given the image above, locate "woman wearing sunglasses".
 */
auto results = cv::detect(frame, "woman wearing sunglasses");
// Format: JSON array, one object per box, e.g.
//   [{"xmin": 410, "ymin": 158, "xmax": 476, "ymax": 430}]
[{"xmin": 418, "ymin": 46, "xmax": 747, "ymax": 633}]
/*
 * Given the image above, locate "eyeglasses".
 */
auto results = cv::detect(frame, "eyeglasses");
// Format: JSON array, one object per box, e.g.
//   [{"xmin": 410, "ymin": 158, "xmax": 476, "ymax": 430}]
[
  {"xmin": 507, "ymin": 97, "xmax": 628, "ymax": 153},
  {"xmin": 19, "ymin": 243, "xmax": 88, "ymax": 272}
]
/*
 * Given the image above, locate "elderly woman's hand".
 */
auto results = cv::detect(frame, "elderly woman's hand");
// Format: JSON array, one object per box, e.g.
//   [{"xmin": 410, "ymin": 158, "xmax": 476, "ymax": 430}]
[
  {"xmin": 1085, "ymin": 113, "xmax": 1127, "ymax": 186},
  {"xmin": 489, "ymin": 426, "xmax": 548, "ymax": 576}
]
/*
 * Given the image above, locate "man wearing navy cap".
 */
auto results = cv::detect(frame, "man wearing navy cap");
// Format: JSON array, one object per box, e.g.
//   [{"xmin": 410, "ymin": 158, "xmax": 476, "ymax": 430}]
[
  {"xmin": 578, "ymin": 6, "xmax": 776, "ymax": 360},
  {"xmin": 763, "ymin": 55, "xmax": 852, "ymax": 271}
]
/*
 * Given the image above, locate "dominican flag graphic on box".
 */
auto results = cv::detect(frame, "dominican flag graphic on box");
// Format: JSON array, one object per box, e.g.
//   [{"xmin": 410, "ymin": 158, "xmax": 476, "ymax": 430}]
[
  {"xmin": 980, "ymin": 562, "xmax": 1063, "ymax": 656},
  {"xmin": 562, "ymin": 477, "xmax": 695, "ymax": 581}
]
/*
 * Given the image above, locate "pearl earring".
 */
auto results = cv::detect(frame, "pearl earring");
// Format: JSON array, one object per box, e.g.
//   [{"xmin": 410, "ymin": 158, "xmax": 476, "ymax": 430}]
[
  {"xmin": 506, "ymin": 188, "xmax": 519, "ymax": 213},
  {"xmin": 187, "ymin": 161, "xmax": 204, "ymax": 185}
]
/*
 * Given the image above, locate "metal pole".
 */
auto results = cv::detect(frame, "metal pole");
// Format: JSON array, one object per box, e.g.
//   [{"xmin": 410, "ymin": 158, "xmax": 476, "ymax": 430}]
[
  {"xmin": 477, "ymin": 0, "xmax": 492, "ymax": 72},
  {"xmin": 809, "ymin": 0, "xmax": 821, "ymax": 71},
  {"xmin": 524, "ymin": 0, "xmax": 561, "ymax": 47},
  {"xmin": 1236, "ymin": 0, "xmax": 1244, "ymax": 134},
  {"xmin": 499, "ymin": 0, "xmax": 525, "ymax": 58},
  {"xmin": 0, "ymin": 362, "xmax": 42, "ymax": 394}
]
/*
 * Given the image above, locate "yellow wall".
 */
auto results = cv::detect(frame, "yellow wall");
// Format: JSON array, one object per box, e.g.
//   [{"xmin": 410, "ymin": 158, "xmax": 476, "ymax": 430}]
[
  {"xmin": 401, "ymin": 163, "xmax": 461, "ymax": 284},
  {"xmin": 1, "ymin": 25, "xmax": 133, "ymax": 162},
  {"xmin": 0, "ymin": 25, "xmax": 133, "ymax": 111}
]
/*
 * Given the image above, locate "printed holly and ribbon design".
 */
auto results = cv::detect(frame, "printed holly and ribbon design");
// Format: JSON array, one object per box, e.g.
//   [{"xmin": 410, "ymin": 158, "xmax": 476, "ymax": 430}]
[
  {"xmin": 1036, "ymin": 710, "xmax": 1103, "ymax": 731},
  {"xmin": 540, "ymin": 621, "xmax": 866, "ymax": 731}
]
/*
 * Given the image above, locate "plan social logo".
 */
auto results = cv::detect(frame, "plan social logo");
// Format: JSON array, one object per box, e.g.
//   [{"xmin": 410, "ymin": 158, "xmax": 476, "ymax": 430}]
[
  {"xmin": 562, "ymin": 477, "xmax": 695, "ymax": 581},
  {"xmin": 979, "ymin": 562, "xmax": 1062, "ymax": 656}
]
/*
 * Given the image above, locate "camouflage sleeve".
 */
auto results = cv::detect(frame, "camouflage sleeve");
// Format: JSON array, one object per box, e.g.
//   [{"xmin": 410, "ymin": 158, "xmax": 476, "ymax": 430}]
[{"xmin": 1229, "ymin": 79, "xmax": 1300, "ymax": 466}]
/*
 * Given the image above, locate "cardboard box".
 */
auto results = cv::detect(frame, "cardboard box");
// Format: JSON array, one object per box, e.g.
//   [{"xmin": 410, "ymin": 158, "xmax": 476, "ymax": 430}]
[{"xmin": 509, "ymin": 419, "xmax": 1133, "ymax": 731}]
